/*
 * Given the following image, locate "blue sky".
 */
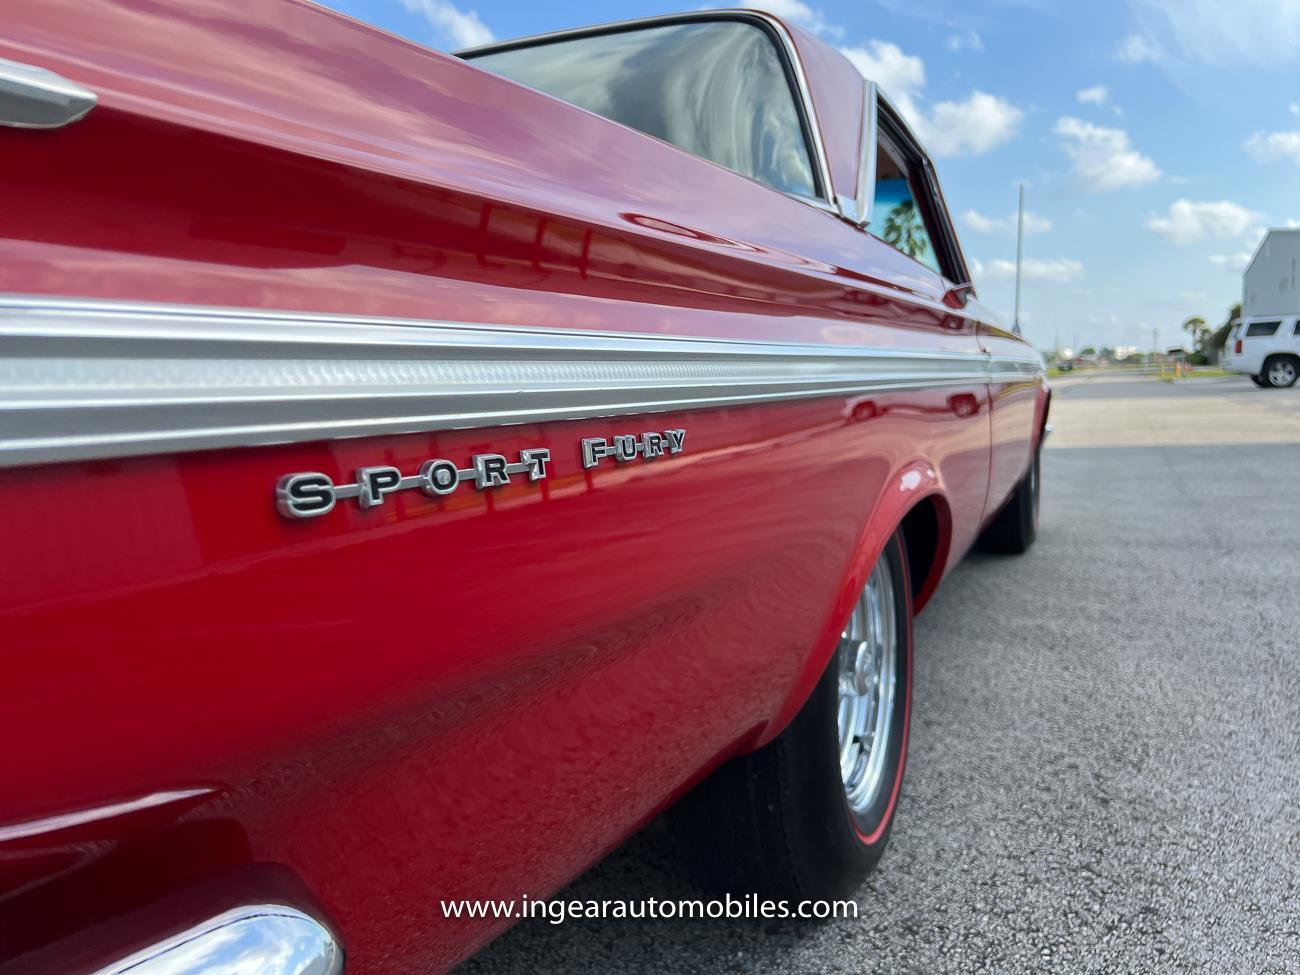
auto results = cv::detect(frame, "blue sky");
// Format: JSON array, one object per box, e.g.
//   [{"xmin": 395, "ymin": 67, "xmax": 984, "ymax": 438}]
[{"xmin": 317, "ymin": 0, "xmax": 1300, "ymax": 352}]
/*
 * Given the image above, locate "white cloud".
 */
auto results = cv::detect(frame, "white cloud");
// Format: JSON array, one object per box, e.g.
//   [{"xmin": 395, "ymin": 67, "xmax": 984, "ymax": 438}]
[
  {"xmin": 738, "ymin": 0, "xmax": 843, "ymax": 38},
  {"xmin": 1054, "ymin": 116, "xmax": 1162, "ymax": 190},
  {"xmin": 401, "ymin": 0, "xmax": 493, "ymax": 48},
  {"xmin": 963, "ymin": 209, "xmax": 1052, "ymax": 235},
  {"xmin": 975, "ymin": 258, "xmax": 1085, "ymax": 283},
  {"xmin": 925, "ymin": 92, "xmax": 1022, "ymax": 157},
  {"xmin": 1114, "ymin": 33, "xmax": 1162, "ymax": 64},
  {"xmin": 1076, "ymin": 85, "xmax": 1108, "ymax": 105},
  {"xmin": 946, "ymin": 30, "xmax": 983, "ymax": 52},
  {"xmin": 1208, "ymin": 251, "xmax": 1255, "ymax": 271},
  {"xmin": 1246, "ymin": 129, "xmax": 1300, "ymax": 164},
  {"xmin": 1130, "ymin": 0, "xmax": 1300, "ymax": 67},
  {"xmin": 1146, "ymin": 200, "xmax": 1264, "ymax": 245},
  {"xmin": 841, "ymin": 42, "xmax": 1020, "ymax": 157}
]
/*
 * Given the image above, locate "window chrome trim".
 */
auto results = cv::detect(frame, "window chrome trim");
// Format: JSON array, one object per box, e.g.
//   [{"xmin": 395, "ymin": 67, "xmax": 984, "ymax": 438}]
[
  {"xmin": 0, "ymin": 56, "xmax": 96, "ymax": 129},
  {"xmin": 88, "ymin": 904, "xmax": 343, "ymax": 975},
  {"xmin": 855, "ymin": 81, "xmax": 879, "ymax": 229},
  {"xmin": 0, "ymin": 296, "xmax": 1044, "ymax": 468},
  {"xmin": 458, "ymin": 10, "xmax": 838, "ymax": 214}
]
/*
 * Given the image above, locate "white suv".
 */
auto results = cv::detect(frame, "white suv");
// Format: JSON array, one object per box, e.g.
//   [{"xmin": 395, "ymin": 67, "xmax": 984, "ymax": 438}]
[{"xmin": 1222, "ymin": 317, "xmax": 1300, "ymax": 387}]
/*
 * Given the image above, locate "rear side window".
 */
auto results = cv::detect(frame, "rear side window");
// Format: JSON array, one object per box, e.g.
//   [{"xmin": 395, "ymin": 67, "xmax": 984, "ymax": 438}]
[
  {"xmin": 1294, "ymin": 320, "xmax": 1300, "ymax": 336},
  {"xmin": 869, "ymin": 139, "xmax": 941, "ymax": 274},
  {"xmin": 467, "ymin": 21, "xmax": 818, "ymax": 199},
  {"xmin": 1246, "ymin": 321, "xmax": 1281, "ymax": 337}
]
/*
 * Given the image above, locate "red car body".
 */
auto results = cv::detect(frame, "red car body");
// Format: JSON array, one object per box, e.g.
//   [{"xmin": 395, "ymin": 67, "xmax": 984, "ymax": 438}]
[{"xmin": 0, "ymin": 3, "xmax": 1047, "ymax": 972}]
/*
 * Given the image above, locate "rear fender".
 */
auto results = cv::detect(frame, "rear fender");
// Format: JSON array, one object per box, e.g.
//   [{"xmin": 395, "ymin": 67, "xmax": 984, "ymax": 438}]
[{"xmin": 756, "ymin": 458, "xmax": 952, "ymax": 746}]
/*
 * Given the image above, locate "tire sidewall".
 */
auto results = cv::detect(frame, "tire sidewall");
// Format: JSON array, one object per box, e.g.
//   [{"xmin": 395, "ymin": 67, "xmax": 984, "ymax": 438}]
[
  {"xmin": 781, "ymin": 531, "xmax": 913, "ymax": 890},
  {"xmin": 1025, "ymin": 447, "xmax": 1041, "ymax": 541}
]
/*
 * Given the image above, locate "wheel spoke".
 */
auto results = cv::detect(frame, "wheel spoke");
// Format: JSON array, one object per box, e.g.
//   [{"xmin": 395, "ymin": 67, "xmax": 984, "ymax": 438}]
[{"xmin": 837, "ymin": 550, "xmax": 900, "ymax": 816}]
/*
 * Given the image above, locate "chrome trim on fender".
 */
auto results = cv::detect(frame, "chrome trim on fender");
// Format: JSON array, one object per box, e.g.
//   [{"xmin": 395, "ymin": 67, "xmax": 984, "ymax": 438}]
[
  {"xmin": 0, "ymin": 296, "xmax": 1044, "ymax": 467},
  {"xmin": 89, "ymin": 905, "xmax": 342, "ymax": 975},
  {"xmin": 989, "ymin": 355, "xmax": 1047, "ymax": 379},
  {"xmin": 0, "ymin": 57, "xmax": 97, "ymax": 129}
]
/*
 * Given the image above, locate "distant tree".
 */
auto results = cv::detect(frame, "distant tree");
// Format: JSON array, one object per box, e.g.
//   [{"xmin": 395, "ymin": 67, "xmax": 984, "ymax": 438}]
[
  {"xmin": 882, "ymin": 200, "xmax": 929, "ymax": 259},
  {"xmin": 1081, "ymin": 345, "xmax": 1097, "ymax": 356},
  {"xmin": 1207, "ymin": 302, "xmax": 1244, "ymax": 355},
  {"xmin": 1207, "ymin": 322, "xmax": 1233, "ymax": 353},
  {"xmin": 1182, "ymin": 315, "xmax": 1210, "ymax": 351}
]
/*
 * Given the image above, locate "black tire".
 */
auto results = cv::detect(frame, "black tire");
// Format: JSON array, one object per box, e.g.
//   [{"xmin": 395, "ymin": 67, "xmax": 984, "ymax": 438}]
[
  {"xmin": 1250, "ymin": 375, "xmax": 1267, "ymax": 387},
  {"xmin": 977, "ymin": 446, "xmax": 1041, "ymax": 554},
  {"xmin": 670, "ymin": 531, "xmax": 912, "ymax": 901},
  {"xmin": 1262, "ymin": 355, "xmax": 1299, "ymax": 388}
]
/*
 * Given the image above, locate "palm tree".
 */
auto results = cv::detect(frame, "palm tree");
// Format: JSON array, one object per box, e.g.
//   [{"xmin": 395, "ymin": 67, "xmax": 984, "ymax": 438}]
[{"xmin": 882, "ymin": 200, "xmax": 929, "ymax": 260}]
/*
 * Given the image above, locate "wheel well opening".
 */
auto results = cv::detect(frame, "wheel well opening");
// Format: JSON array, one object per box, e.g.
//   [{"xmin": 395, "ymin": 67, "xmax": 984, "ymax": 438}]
[{"xmin": 899, "ymin": 498, "xmax": 945, "ymax": 614}]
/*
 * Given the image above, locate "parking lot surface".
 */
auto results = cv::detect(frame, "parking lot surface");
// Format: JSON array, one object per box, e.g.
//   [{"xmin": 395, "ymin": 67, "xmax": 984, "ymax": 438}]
[{"xmin": 461, "ymin": 373, "xmax": 1300, "ymax": 974}]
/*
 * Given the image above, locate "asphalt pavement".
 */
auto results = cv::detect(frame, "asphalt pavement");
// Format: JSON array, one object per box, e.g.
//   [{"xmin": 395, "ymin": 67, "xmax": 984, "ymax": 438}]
[{"xmin": 460, "ymin": 372, "xmax": 1300, "ymax": 974}]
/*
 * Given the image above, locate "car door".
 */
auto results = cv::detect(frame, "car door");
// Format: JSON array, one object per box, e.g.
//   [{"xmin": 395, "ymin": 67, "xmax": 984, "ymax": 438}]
[
  {"xmin": 979, "ymin": 319, "xmax": 1042, "ymax": 515},
  {"xmin": 857, "ymin": 97, "xmax": 992, "ymax": 568}
]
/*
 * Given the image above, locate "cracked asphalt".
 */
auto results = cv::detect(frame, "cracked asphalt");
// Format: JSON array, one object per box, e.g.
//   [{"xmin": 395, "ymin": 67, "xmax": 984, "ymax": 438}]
[{"xmin": 459, "ymin": 373, "xmax": 1300, "ymax": 974}]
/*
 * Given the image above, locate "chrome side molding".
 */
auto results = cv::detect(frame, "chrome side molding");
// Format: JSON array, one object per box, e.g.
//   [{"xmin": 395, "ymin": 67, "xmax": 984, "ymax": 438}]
[
  {"xmin": 0, "ymin": 294, "xmax": 1044, "ymax": 467},
  {"xmin": 0, "ymin": 57, "xmax": 97, "ymax": 129},
  {"xmin": 89, "ymin": 905, "xmax": 342, "ymax": 975}
]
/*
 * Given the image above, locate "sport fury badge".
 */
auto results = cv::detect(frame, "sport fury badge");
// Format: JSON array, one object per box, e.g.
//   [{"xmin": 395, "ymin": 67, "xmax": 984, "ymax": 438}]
[{"xmin": 276, "ymin": 429, "xmax": 686, "ymax": 520}]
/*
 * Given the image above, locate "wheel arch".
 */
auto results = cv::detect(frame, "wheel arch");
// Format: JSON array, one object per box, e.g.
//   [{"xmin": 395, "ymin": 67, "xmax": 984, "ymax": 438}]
[
  {"xmin": 898, "ymin": 493, "xmax": 952, "ymax": 615},
  {"xmin": 755, "ymin": 461, "xmax": 953, "ymax": 748}
]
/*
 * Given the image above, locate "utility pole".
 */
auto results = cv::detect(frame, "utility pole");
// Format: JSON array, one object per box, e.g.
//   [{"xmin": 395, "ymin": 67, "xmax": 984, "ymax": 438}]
[{"xmin": 1013, "ymin": 182, "xmax": 1024, "ymax": 336}]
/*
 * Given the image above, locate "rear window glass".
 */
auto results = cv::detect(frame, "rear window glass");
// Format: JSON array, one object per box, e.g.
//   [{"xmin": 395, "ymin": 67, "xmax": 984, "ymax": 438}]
[
  {"xmin": 466, "ymin": 21, "xmax": 818, "ymax": 199},
  {"xmin": 1246, "ymin": 321, "xmax": 1281, "ymax": 337}
]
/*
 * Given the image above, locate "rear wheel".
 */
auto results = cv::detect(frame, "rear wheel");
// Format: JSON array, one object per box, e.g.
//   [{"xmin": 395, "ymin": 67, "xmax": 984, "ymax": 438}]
[
  {"xmin": 1250, "ymin": 375, "xmax": 1267, "ymax": 387},
  {"xmin": 1262, "ymin": 355, "xmax": 1299, "ymax": 388},
  {"xmin": 670, "ymin": 531, "xmax": 912, "ymax": 900},
  {"xmin": 977, "ymin": 446, "xmax": 1041, "ymax": 554}
]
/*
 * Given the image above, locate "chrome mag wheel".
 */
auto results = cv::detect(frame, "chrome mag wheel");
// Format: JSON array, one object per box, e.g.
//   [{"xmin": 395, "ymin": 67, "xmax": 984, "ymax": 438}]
[{"xmin": 836, "ymin": 555, "xmax": 898, "ymax": 816}]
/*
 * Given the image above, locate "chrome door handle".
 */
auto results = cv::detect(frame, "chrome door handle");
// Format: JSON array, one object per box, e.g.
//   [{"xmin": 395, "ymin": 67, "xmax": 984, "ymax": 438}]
[{"xmin": 0, "ymin": 56, "xmax": 97, "ymax": 129}]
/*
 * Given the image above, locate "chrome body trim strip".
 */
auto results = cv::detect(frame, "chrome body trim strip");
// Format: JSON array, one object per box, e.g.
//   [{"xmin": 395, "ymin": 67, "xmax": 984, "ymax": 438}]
[
  {"xmin": 0, "ymin": 56, "xmax": 97, "ymax": 129},
  {"xmin": 88, "ymin": 904, "xmax": 343, "ymax": 975},
  {"xmin": 0, "ymin": 296, "xmax": 1044, "ymax": 467},
  {"xmin": 855, "ymin": 81, "xmax": 879, "ymax": 230}
]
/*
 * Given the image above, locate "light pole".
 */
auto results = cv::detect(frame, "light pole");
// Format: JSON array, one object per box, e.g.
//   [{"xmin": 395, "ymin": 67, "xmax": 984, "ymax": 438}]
[{"xmin": 1012, "ymin": 182, "xmax": 1024, "ymax": 336}]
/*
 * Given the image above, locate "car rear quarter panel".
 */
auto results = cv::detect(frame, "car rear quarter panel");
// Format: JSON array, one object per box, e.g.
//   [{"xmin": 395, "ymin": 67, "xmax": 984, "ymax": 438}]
[{"xmin": 0, "ymin": 2, "xmax": 1021, "ymax": 972}]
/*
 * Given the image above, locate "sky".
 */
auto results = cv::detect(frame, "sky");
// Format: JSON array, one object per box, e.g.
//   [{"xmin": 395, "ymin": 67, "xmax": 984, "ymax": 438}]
[{"xmin": 316, "ymin": 0, "xmax": 1300, "ymax": 353}]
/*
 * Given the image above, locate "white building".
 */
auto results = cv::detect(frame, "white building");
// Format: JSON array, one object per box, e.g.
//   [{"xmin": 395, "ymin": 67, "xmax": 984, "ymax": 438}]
[{"xmin": 1244, "ymin": 229, "xmax": 1300, "ymax": 317}]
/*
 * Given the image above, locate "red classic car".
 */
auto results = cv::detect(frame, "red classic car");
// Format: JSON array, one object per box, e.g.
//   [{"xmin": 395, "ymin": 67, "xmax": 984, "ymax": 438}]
[{"xmin": 0, "ymin": 3, "xmax": 1048, "ymax": 973}]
